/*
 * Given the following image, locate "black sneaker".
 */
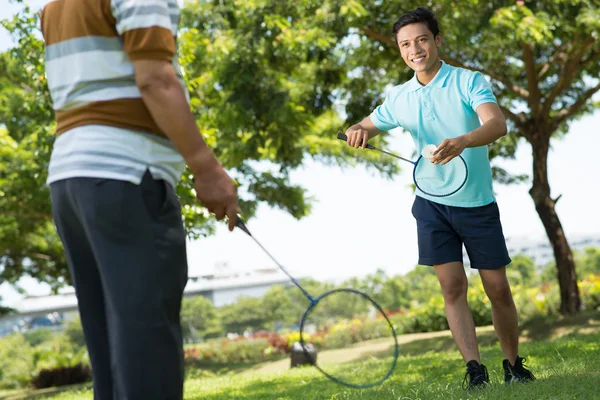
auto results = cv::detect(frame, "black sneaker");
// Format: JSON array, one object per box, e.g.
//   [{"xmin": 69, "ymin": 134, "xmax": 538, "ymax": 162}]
[
  {"xmin": 503, "ymin": 356, "xmax": 536, "ymax": 383},
  {"xmin": 462, "ymin": 360, "xmax": 490, "ymax": 390}
]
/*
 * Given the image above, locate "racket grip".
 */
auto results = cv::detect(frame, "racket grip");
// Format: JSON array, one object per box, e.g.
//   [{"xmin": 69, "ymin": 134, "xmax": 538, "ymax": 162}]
[
  {"xmin": 337, "ymin": 132, "xmax": 375, "ymax": 149},
  {"xmin": 235, "ymin": 216, "xmax": 252, "ymax": 237}
]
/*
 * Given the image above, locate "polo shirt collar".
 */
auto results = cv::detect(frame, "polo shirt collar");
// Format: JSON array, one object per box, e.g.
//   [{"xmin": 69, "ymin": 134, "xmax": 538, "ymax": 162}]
[{"xmin": 406, "ymin": 60, "xmax": 450, "ymax": 92}]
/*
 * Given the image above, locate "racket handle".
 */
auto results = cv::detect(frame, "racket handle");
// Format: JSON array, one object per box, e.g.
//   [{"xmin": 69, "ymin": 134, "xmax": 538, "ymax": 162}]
[
  {"xmin": 336, "ymin": 132, "xmax": 375, "ymax": 149},
  {"xmin": 235, "ymin": 216, "xmax": 252, "ymax": 237}
]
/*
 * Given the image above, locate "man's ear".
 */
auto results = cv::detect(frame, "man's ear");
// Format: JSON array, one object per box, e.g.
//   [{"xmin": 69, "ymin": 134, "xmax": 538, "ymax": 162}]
[{"xmin": 435, "ymin": 33, "xmax": 443, "ymax": 47}]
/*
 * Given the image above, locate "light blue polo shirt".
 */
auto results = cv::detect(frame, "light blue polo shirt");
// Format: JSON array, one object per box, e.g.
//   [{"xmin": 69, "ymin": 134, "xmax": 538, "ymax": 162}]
[{"xmin": 370, "ymin": 60, "xmax": 497, "ymax": 208}]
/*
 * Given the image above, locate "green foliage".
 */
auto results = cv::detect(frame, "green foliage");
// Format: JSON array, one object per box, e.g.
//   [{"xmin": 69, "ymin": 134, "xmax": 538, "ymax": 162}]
[
  {"xmin": 181, "ymin": 296, "xmax": 223, "ymax": 340},
  {"xmin": 507, "ymin": 254, "xmax": 539, "ymax": 286},
  {"xmin": 62, "ymin": 317, "xmax": 86, "ymax": 349},
  {"xmin": 185, "ymin": 337, "xmax": 285, "ymax": 364},
  {"xmin": 580, "ymin": 274, "xmax": 600, "ymax": 311},
  {"xmin": 0, "ymin": 334, "xmax": 34, "ymax": 389},
  {"xmin": 23, "ymin": 328, "xmax": 56, "ymax": 347},
  {"xmin": 32, "ymin": 335, "xmax": 89, "ymax": 375}
]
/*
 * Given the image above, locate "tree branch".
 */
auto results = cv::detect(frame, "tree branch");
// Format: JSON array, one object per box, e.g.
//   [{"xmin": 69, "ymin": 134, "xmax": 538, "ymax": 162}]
[
  {"xmin": 542, "ymin": 35, "xmax": 596, "ymax": 117},
  {"xmin": 499, "ymin": 104, "xmax": 526, "ymax": 131},
  {"xmin": 537, "ymin": 42, "xmax": 570, "ymax": 80},
  {"xmin": 551, "ymin": 80, "xmax": 600, "ymax": 129},
  {"xmin": 581, "ymin": 47, "xmax": 600, "ymax": 71},
  {"xmin": 359, "ymin": 25, "xmax": 397, "ymax": 48},
  {"xmin": 523, "ymin": 42, "xmax": 541, "ymax": 114}
]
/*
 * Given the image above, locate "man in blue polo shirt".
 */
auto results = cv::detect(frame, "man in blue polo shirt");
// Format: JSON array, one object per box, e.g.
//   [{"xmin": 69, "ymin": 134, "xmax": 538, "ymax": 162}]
[{"xmin": 343, "ymin": 7, "xmax": 535, "ymax": 390}]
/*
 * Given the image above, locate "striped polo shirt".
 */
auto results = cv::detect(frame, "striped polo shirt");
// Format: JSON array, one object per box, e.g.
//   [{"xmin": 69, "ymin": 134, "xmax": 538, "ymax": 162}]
[{"xmin": 40, "ymin": 0, "xmax": 188, "ymax": 188}]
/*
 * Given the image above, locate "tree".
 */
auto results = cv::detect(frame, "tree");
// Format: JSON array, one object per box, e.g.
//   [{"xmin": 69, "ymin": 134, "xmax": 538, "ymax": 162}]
[
  {"xmin": 180, "ymin": 296, "xmax": 223, "ymax": 340},
  {"xmin": 220, "ymin": 296, "xmax": 271, "ymax": 334},
  {"xmin": 0, "ymin": 2, "xmax": 395, "ymax": 289}
]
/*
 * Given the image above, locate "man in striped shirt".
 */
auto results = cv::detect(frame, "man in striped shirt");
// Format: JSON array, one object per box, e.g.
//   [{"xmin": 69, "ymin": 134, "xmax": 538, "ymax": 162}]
[{"xmin": 40, "ymin": 1, "xmax": 238, "ymax": 398}]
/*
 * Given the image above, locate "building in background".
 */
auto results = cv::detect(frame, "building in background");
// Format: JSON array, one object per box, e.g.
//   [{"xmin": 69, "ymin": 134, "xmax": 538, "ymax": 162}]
[{"xmin": 0, "ymin": 265, "xmax": 297, "ymax": 337}]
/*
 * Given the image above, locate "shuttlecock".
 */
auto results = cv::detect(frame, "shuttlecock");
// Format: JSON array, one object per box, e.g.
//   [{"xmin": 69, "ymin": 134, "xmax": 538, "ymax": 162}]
[{"xmin": 421, "ymin": 144, "xmax": 437, "ymax": 160}]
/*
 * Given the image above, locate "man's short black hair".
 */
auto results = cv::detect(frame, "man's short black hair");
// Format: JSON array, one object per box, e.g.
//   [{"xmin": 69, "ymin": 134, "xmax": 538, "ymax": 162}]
[{"xmin": 392, "ymin": 7, "xmax": 440, "ymax": 42}]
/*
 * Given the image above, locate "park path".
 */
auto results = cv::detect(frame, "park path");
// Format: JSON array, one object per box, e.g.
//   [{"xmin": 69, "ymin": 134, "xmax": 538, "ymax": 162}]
[{"xmin": 243, "ymin": 326, "xmax": 495, "ymax": 375}]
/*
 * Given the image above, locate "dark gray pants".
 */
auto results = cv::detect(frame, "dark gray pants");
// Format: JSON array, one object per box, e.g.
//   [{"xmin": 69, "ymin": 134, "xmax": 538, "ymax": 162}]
[{"xmin": 50, "ymin": 171, "xmax": 188, "ymax": 400}]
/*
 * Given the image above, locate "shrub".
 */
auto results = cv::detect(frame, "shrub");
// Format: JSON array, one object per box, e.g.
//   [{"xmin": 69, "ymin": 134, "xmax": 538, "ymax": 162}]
[
  {"xmin": 0, "ymin": 334, "xmax": 34, "ymax": 389},
  {"xmin": 32, "ymin": 334, "xmax": 90, "ymax": 377},
  {"xmin": 23, "ymin": 328, "xmax": 57, "ymax": 347},
  {"xmin": 184, "ymin": 338, "xmax": 286, "ymax": 364},
  {"xmin": 31, "ymin": 364, "xmax": 92, "ymax": 389},
  {"xmin": 580, "ymin": 274, "xmax": 600, "ymax": 311},
  {"xmin": 62, "ymin": 317, "xmax": 86, "ymax": 349}
]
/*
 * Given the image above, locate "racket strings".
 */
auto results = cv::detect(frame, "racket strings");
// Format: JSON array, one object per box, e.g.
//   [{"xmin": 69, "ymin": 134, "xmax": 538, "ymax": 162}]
[
  {"xmin": 300, "ymin": 290, "xmax": 398, "ymax": 387},
  {"xmin": 414, "ymin": 156, "xmax": 468, "ymax": 197}
]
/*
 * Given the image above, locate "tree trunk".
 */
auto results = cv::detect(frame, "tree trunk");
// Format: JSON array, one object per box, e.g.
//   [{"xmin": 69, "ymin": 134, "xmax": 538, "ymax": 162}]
[{"xmin": 528, "ymin": 136, "xmax": 581, "ymax": 315}]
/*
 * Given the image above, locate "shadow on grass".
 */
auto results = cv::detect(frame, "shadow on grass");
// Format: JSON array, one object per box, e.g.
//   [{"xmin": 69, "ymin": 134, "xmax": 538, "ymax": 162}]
[{"xmin": 520, "ymin": 310, "xmax": 600, "ymax": 342}]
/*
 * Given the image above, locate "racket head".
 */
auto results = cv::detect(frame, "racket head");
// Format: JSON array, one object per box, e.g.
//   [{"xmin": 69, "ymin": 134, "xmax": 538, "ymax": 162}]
[
  {"xmin": 412, "ymin": 155, "xmax": 468, "ymax": 197},
  {"xmin": 298, "ymin": 288, "xmax": 399, "ymax": 388}
]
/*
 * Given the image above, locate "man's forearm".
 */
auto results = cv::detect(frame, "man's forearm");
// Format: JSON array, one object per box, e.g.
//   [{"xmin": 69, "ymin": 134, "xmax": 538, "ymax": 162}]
[
  {"xmin": 462, "ymin": 117, "xmax": 507, "ymax": 148},
  {"xmin": 349, "ymin": 119, "xmax": 383, "ymax": 140}
]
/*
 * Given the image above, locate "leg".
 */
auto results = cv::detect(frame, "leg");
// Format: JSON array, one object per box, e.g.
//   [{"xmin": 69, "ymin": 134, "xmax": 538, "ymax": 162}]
[
  {"xmin": 50, "ymin": 180, "xmax": 114, "ymax": 400},
  {"xmin": 70, "ymin": 172, "xmax": 188, "ymax": 400},
  {"xmin": 458, "ymin": 201, "xmax": 517, "ymax": 363},
  {"xmin": 434, "ymin": 262, "xmax": 480, "ymax": 364},
  {"xmin": 479, "ymin": 267, "xmax": 519, "ymax": 365},
  {"xmin": 411, "ymin": 197, "xmax": 480, "ymax": 363}
]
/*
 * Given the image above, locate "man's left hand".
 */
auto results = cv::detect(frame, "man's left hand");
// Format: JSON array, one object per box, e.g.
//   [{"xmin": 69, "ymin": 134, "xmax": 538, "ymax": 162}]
[{"xmin": 431, "ymin": 136, "xmax": 468, "ymax": 165}]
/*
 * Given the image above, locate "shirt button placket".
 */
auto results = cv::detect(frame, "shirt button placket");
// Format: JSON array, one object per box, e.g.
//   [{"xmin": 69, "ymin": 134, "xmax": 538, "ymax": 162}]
[{"xmin": 423, "ymin": 89, "xmax": 434, "ymax": 120}]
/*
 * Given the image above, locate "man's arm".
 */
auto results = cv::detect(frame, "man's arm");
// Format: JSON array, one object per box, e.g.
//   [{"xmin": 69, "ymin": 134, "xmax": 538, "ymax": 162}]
[
  {"xmin": 133, "ymin": 59, "xmax": 238, "ymax": 229},
  {"xmin": 462, "ymin": 103, "xmax": 507, "ymax": 147},
  {"xmin": 432, "ymin": 102, "xmax": 507, "ymax": 165},
  {"xmin": 345, "ymin": 116, "xmax": 385, "ymax": 149},
  {"xmin": 133, "ymin": 60, "xmax": 219, "ymax": 174}
]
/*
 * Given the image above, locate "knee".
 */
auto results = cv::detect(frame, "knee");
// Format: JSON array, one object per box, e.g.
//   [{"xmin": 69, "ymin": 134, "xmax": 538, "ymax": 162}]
[
  {"xmin": 486, "ymin": 281, "xmax": 514, "ymax": 306},
  {"xmin": 439, "ymin": 278, "xmax": 468, "ymax": 305}
]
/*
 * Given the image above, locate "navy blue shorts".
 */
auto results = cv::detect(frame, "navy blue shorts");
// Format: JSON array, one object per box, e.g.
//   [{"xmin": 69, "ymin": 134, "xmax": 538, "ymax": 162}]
[{"xmin": 412, "ymin": 196, "xmax": 511, "ymax": 270}]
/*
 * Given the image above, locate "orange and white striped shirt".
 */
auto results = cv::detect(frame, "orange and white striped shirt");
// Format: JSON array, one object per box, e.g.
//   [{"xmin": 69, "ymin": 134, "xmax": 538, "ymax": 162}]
[{"xmin": 40, "ymin": 0, "xmax": 188, "ymax": 187}]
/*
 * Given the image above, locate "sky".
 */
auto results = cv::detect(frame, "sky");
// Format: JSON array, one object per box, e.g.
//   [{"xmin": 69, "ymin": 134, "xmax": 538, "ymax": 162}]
[{"xmin": 1, "ymin": 1, "xmax": 599, "ymax": 306}]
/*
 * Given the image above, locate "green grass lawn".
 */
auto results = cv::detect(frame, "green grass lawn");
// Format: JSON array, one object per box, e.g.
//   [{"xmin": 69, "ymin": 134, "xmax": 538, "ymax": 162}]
[{"xmin": 12, "ymin": 312, "xmax": 600, "ymax": 400}]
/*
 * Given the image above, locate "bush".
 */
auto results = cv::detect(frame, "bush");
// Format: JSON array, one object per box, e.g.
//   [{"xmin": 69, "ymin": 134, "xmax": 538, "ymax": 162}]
[
  {"xmin": 580, "ymin": 274, "xmax": 600, "ymax": 311},
  {"xmin": 23, "ymin": 328, "xmax": 56, "ymax": 347},
  {"xmin": 32, "ymin": 333, "xmax": 90, "ymax": 378},
  {"xmin": 185, "ymin": 337, "xmax": 286, "ymax": 364},
  {"xmin": 0, "ymin": 334, "xmax": 34, "ymax": 389},
  {"xmin": 31, "ymin": 364, "xmax": 92, "ymax": 389},
  {"xmin": 62, "ymin": 317, "xmax": 86, "ymax": 349}
]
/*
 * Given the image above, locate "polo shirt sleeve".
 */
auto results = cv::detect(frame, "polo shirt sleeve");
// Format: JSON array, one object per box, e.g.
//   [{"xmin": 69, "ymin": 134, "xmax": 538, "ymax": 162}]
[
  {"xmin": 111, "ymin": 0, "xmax": 176, "ymax": 62},
  {"xmin": 468, "ymin": 72, "xmax": 498, "ymax": 111},
  {"xmin": 370, "ymin": 90, "xmax": 400, "ymax": 131}
]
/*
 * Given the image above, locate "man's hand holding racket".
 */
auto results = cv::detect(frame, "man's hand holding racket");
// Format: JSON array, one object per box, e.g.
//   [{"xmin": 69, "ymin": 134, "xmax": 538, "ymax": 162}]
[
  {"xmin": 345, "ymin": 126, "xmax": 371, "ymax": 149},
  {"xmin": 189, "ymin": 151, "xmax": 239, "ymax": 231}
]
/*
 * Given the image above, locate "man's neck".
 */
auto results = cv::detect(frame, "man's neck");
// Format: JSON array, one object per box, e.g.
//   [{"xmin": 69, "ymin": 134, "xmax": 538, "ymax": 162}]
[{"xmin": 416, "ymin": 59, "xmax": 442, "ymax": 86}]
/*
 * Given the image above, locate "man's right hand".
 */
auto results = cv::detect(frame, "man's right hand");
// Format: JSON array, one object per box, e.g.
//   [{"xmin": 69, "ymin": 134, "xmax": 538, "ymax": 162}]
[
  {"xmin": 345, "ymin": 126, "xmax": 370, "ymax": 149},
  {"xmin": 192, "ymin": 162, "xmax": 239, "ymax": 231}
]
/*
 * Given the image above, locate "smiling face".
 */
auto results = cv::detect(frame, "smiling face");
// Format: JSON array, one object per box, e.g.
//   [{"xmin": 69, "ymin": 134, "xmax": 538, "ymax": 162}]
[{"xmin": 396, "ymin": 22, "xmax": 442, "ymax": 77}]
